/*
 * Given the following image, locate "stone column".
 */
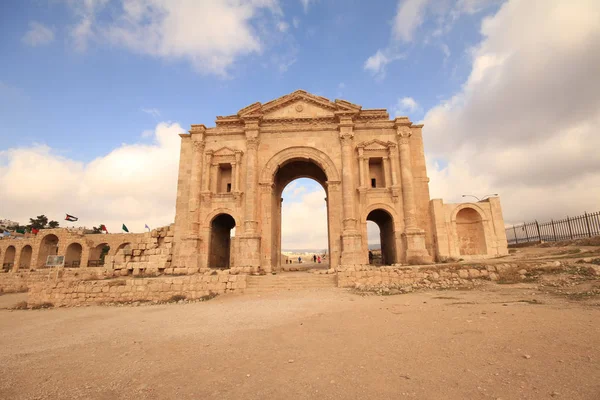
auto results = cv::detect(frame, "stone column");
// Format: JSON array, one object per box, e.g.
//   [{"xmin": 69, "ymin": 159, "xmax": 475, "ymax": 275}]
[
  {"xmin": 383, "ymin": 156, "xmax": 391, "ymax": 188},
  {"xmin": 338, "ymin": 113, "xmax": 361, "ymax": 265},
  {"xmin": 358, "ymin": 148, "xmax": 365, "ymax": 187},
  {"xmin": 234, "ymin": 151, "xmax": 242, "ymax": 192},
  {"xmin": 188, "ymin": 136, "xmax": 205, "ymax": 236},
  {"xmin": 395, "ymin": 120, "xmax": 431, "ymax": 264},
  {"xmin": 239, "ymin": 118, "xmax": 261, "ymax": 269},
  {"xmin": 202, "ymin": 151, "xmax": 213, "ymax": 192},
  {"xmin": 389, "ymin": 145, "xmax": 399, "ymax": 186}
]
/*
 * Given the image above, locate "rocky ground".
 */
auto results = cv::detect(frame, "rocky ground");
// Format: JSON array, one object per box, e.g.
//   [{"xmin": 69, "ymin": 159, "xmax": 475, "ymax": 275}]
[
  {"xmin": 1, "ymin": 240, "xmax": 599, "ymax": 400},
  {"xmin": 0, "ymin": 282, "xmax": 599, "ymax": 399}
]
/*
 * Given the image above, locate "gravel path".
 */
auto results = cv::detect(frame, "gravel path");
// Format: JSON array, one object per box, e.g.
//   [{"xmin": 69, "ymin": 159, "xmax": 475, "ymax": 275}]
[{"xmin": 1, "ymin": 285, "xmax": 599, "ymax": 399}]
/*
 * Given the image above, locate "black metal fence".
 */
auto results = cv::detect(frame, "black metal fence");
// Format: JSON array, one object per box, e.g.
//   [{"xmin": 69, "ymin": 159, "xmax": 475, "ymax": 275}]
[{"xmin": 506, "ymin": 211, "xmax": 600, "ymax": 245}]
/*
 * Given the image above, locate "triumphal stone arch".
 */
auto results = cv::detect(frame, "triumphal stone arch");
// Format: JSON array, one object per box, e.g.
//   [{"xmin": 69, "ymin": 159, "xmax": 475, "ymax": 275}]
[{"xmin": 171, "ymin": 90, "xmax": 508, "ymax": 272}]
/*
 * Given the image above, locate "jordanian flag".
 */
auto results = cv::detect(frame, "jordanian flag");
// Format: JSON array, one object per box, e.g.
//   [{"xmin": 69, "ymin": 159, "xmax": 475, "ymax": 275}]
[
  {"xmin": 122, "ymin": 224, "xmax": 129, "ymax": 233},
  {"xmin": 100, "ymin": 224, "xmax": 108, "ymax": 233},
  {"xmin": 65, "ymin": 214, "xmax": 78, "ymax": 222}
]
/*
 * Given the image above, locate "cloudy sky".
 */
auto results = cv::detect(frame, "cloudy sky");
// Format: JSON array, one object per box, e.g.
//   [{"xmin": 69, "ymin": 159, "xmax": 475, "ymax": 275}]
[{"xmin": 1, "ymin": 0, "xmax": 598, "ymax": 249}]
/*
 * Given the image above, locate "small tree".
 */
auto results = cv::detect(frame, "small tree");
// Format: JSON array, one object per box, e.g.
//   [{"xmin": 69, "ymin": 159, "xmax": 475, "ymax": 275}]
[
  {"xmin": 28, "ymin": 215, "xmax": 48, "ymax": 230},
  {"xmin": 27, "ymin": 215, "xmax": 60, "ymax": 230}
]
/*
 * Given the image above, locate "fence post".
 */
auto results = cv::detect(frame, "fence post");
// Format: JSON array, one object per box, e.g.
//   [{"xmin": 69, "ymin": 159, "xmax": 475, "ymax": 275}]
[
  {"xmin": 551, "ymin": 219, "xmax": 557, "ymax": 241},
  {"xmin": 535, "ymin": 220, "xmax": 542, "ymax": 242},
  {"xmin": 523, "ymin": 223, "xmax": 530, "ymax": 242},
  {"xmin": 584, "ymin": 212, "xmax": 592, "ymax": 237},
  {"xmin": 513, "ymin": 225, "xmax": 518, "ymax": 244},
  {"xmin": 567, "ymin": 216, "xmax": 573, "ymax": 239}
]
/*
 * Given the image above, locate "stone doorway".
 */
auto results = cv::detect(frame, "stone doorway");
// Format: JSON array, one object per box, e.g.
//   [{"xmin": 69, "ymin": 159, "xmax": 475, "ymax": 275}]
[
  {"xmin": 366, "ymin": 209, "xmax": 397, "ymax": 265},
  {"xmin": 209, "ymin": 213, "xmax": 236, "ymax": 269}
]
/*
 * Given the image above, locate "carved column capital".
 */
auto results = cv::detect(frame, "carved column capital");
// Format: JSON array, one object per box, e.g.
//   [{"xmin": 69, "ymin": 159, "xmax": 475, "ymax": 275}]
[
  {"xmin": 192, "ymin": 140, "xmax": 205, "ymax": 151},
  {"xmin": 246, "ymin": 137, "xmax": 259, "ymax": 150},
  {"xmin": 234, "ymin": 150, "xmax": 243, "ymax": 163}
]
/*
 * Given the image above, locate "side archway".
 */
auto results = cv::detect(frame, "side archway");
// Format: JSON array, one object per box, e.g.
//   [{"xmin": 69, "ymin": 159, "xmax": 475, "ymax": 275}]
[
  {"xmin": 366, "ymin": 209, "xmax": 398, "ymax": 265},
  {"xmin": 65, "ymin": 242, "xmax": 83, "ymax": 267},
  {"xmin": 20, "ymin": 245, "xmax": 33, "ymax": 269},
  {"xmin": 208, "ymin": 213, "xmax": 236, "ymax": 269},
  {"xmin": 89, "ymin": 243, "xmax": 110, "ymax": 267},
  {"xmin": 37, "ymin": 234, "xmax": 59, "ymax": 268},
  {"xmin": 3, "ymin": 246, "xmax": 16, "ymax": 271}
]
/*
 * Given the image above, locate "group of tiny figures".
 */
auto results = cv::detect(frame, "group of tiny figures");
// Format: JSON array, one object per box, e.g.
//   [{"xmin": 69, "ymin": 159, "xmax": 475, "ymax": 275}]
[{"xmin": 285, "ymin": 254, "xmax": 323, "ymax": 264}]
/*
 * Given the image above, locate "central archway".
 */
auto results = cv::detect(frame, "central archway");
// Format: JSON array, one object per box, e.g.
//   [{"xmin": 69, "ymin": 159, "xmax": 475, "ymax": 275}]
[{"xmin": 260, "ymin": 147, "xmax": 342, "ymax": 272}]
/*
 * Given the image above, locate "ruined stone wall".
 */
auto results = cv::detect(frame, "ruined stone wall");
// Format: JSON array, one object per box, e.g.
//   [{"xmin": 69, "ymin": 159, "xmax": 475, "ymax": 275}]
[
  {"xmin": 0, "ymin": 268, "xmax": 110, "ymax": 294},
  {"xmin": 27, "ymin": 270, "xmax": 247, "ymax": 307},
  {"xmin": 429, "ymin": 198, "xmax": 509, "ymax": 261},
  {"xmin": 338, "ymin": 263, "xmax": 510, "ymax": 292}
]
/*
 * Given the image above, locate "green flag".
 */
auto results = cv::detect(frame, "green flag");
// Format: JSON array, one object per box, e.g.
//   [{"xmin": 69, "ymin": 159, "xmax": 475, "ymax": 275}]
[
  {"xmin": 122, "ymin": 224, "xmax": 129, "ymax": 233},
  {"xmin": 16, "ymin": 228, "xmax": 26, "ymax": 234}
]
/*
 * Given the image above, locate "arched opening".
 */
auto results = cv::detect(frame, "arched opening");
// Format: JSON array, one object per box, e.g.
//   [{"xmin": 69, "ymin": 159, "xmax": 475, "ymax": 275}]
[
  {"xmin": 65, "ymin": 243, "xmax": 83, "ymax": 267},
  {"xmin": 456, "ymin": 207, "xmax": 487, "ymax": 255},
  {"xmin": 37, "ymin": 234, "xmax": 59, "ymax": 268},
  {"xmin": 366, "ymin": 209, "xmax": 397, "ymax": 265},
  {"xmin": 273, "ymin": 160, "xmax": 330, "ymax": 270},
  {"xmin": 208, "ymin": 213, "xmax": 236, "ymax": 268},
  {"xmin": 366, "ymin": 221, "xmax": 382, "ymax": 265},
  {"xmin": 20, "ymin": 245, "xmax": 33, "ymax": 269},
  {"xmin": 2, "ymin": 246, "xmax": 16, "ymax": 271},
  {"xmin": 89, "ymin": 243, "xmax": 110, "ymax": 267},
  {"xmin": 280, "ymin": 177, "xmax": 328, "ymax": 268}
]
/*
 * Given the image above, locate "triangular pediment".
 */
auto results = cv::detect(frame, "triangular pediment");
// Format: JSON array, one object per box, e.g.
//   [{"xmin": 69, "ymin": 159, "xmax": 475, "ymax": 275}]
[
  {"xmin": 213, "ymin": 146, "xmax": 237, "ymax": 156},
  {"xmin": 360, "ymin": 139, "xmax": 392, "ymax": 151},
  {"xmin": 237, "ymin": 90, "xmax": 362, "ymax": 120}
]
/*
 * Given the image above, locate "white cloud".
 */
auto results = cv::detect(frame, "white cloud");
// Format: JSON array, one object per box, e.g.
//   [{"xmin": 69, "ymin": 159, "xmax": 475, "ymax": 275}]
[
  {"xmin": 22, "ymin": 21, "xmax": 55, "ymax": 46},
  {"xmin": 365, "ymin": 0, "xmax": 500, "ymax": 78},
  {"xmin": 281, "ymin": 186, "xmax": 328, "ymax": 249},
  {"xmin": 393, "ymin": 96, "xmax": 422, "ymax": 116},
  {"xmin": 292, "ymin": 17, "xmax": 300, "ymax": 28},
  {"xmin": 141, "ymin": 107, "xmax": 161, "ymax": 118},
  {"xmin": 300, "ymin": 0, "xmax": 317, "ymax": 13},
  {"xmin": 364, "ymin": 49, "xmax": 404, "ymax": 78},
  {"xmin": 64, "ymin": 0, "xmax": 283, "ymax": 76},
  {"xmin": 392, "ymin": 0, "xmax": 430, "ymax": 42},
  {"xmin": 277, "ymin": 21, "xmax": 289, "ymax": 32},
  {"xmin": 0, "ymin": 122, "xmax": 183, "ymax": 233},
  {"xmin": 424, "ymin": 0, "xmax": 600, "ymax": 225}
]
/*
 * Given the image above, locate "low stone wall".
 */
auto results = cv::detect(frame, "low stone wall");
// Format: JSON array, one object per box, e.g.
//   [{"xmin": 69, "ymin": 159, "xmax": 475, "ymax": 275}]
[
  {"xmin": 0, "ymin": 267, "xmax": 126, "ymax": 294},
  {"xmin": 337, "ymin": 263, "xmax": 534, "ymax": 292},
  {"xmin": 27, "ymin": 270, "xmax": 247, "ymax": 307}
]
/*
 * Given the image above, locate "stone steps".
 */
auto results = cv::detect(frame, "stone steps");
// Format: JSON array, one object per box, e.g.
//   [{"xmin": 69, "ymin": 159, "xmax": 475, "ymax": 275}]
[{"xmin": 245, "ymin": 274, "xmax": 337, "ymax": 293}]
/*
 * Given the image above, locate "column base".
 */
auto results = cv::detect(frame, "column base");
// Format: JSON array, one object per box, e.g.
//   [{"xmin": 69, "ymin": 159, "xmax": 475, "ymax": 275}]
[
  {"xmin": 340, "ymin": 230, "xmax": 362, "ymax": 265},
  {"xmin": 237, "ymin": 234, "xmax": 261, "ymax": 268},
  {"xmin": 175, "ymin": 236, "xmax": 201, "ymax": 270},
  {"xmin": 403, "ymin": 228, "xmax": 433, "ymax": 265}
]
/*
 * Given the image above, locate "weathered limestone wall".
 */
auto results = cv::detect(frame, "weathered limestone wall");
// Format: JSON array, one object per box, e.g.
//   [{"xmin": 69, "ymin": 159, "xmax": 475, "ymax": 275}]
[
  {"xmin": 338, "ymin": 263, "xmax": 511, "ymax": 292},
  {"xmin": 27, "ymin": 271, "xmax": 247, "ymax": 307},
  {"xmin": 0, "ymin": 268, "xmax": 111, "ymax": 294},
  {"xmin": 430, "ymin": 198, "xmax": 509, "ymax": 261}
]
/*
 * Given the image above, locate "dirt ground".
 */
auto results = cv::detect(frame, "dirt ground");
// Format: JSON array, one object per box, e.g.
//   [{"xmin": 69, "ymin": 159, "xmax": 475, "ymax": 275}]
[{"xmin": 1, "ymin": 283, "xmax": 599, "ymax": 400}]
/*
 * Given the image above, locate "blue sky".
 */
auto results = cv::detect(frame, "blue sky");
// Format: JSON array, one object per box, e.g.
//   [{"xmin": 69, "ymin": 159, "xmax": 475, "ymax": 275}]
[
  {"xmin": 0, "ymin": 0, "xmax": 489, "ymax": 158},
  {"xmin": 1, "ymin": 0, "xmax": 599, "ymax": 248}
]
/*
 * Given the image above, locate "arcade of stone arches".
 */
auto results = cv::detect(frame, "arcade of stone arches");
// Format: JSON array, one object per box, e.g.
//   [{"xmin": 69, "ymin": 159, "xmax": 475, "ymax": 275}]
[{"xmin": 0, "ymin": 230, "xmax": 135, "ymax": 272}]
